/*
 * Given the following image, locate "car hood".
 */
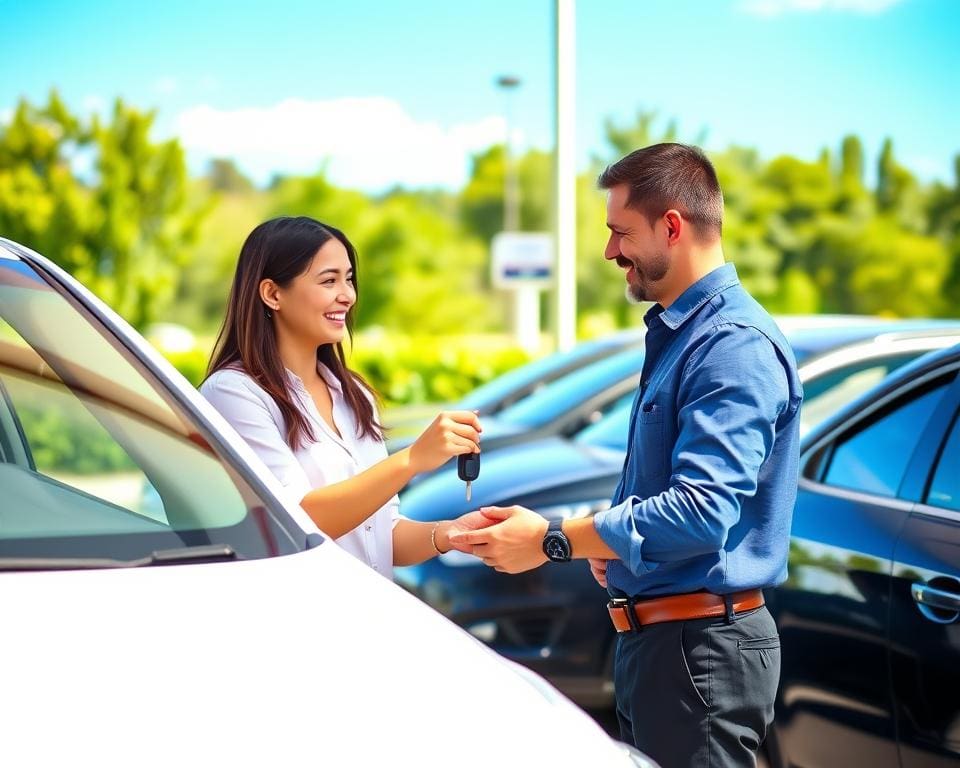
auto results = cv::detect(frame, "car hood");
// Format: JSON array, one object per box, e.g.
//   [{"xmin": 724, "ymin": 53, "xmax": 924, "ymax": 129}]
[
  {"xmin": 401, "ymin": 436, "xmax": 624, "ymax": 521},
  {"xmin": 0, "ymin": 542, "xmax": 634, "ymax": 766}
]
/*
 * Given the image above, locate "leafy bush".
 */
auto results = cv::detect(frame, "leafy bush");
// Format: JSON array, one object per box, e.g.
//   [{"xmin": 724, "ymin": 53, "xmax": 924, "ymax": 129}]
[
  {"xmin": 159, "ymin": 332, "xmax": 531, "ymax": 406},
  {"xmin": 349, "ymin": 332, "xmax": 530, "ymax": 406},
  {"xmin": 163, "ymin": 347, "xmax": 210, "ymax": 388}
]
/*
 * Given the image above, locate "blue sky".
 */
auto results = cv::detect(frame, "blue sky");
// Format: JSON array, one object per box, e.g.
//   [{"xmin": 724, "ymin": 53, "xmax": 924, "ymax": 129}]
[{"xmin": 2, "ymin": 0, "xmax": 957, "ymax": 190}]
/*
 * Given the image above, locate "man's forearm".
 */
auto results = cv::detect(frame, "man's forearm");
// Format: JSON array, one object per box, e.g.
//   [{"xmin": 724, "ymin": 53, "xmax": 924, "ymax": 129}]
[{"xmin": 564, "ymin": 517, "xmax": 619, "ymax": 560}]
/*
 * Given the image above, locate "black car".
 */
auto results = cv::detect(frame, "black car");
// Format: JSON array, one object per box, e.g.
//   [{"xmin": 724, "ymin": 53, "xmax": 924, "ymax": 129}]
[
  {"xmin": 395, "ymin": 323, "xmax": 960, "ymax": 714},
  {"xmin": 765, "ymin": 343, "xmax": 960, "ymax": 767}
]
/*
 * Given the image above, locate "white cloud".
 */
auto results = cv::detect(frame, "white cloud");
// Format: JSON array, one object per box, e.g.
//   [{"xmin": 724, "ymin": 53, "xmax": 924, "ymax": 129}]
[
  {"xmin": 174, "ymin": 97, "xmax": 508, "ymax": 190},
  {"xmin": 0, "ymin": 108, "xmax": 11, "ymax": 126},
  {"xmin": 740, "ymin": 0, "xmax": 903, "ymax": 16}
]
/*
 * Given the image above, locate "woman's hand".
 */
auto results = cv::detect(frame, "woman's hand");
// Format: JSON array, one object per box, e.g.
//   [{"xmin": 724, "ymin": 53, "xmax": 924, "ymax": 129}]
[
  {"xmin": 408, "ymin": 410, "xmax": 482, "ymax": 474},
  {"xmin": 441, "ymin": 511, "xmax": 498, "ymax": 554}
]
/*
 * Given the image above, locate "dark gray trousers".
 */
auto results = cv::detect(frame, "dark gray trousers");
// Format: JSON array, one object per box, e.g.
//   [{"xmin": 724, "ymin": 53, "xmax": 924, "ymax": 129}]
[{"xmin": 614, "ymin": 605, "xmax": 780, "ymax": 768}]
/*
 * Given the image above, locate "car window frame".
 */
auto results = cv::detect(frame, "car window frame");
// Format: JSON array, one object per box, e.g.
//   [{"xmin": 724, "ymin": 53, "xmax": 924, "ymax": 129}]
[
  {"xmin": 912, "ymin": 381, "xmax": 960, "ymax": 517},
  {"xmin": 800, "ymin": 359, "xmax": 960, "ymax": 506},
  {"xmin": 1, "ymin": 240, "xmax": 318, "ymax": 555}
]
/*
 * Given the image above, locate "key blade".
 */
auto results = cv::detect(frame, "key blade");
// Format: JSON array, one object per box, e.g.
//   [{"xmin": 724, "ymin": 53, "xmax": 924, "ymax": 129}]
[{"xmin": 466, "ymin": 480, "xmax": 472, "ymax": 502}]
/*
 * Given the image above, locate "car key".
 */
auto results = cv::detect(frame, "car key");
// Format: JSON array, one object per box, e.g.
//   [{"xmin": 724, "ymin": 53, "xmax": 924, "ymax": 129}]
[{"xmin": 458, "ymin": 451, "xmax": 480, "ymax": 502}]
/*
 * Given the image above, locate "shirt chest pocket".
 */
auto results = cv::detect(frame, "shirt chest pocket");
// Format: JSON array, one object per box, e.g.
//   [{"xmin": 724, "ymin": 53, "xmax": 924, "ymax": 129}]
[{"xmin": 632, "ymin": 397, "xmax": 669, "ymax": 480}]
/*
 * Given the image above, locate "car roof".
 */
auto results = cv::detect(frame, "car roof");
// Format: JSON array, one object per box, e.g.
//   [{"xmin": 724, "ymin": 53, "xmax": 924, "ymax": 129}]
[
  {"xmin": 801, "ymin": 342, "xmax": 960, "ymax": 448},
  {"xmin": 786, "ymin": 319, "xmax": 960, "ymax": 364},
  {"xmin": 574, "ymin": 328, "xmax": 960, "ymax": 453}
]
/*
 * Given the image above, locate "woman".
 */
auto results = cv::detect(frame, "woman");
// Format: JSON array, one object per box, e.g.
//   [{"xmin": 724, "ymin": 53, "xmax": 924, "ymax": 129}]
[{"xmin": 202, "ymin": 216, "xmax": 486, "ymax": 576}]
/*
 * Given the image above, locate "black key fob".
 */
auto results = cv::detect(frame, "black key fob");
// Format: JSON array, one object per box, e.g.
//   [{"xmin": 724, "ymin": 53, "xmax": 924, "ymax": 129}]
[
  {"xmin": 458, "ymin": 452, "xmax": 480, "ymax": 482},
  {"xmin": 458, "ymin": 452, "xmax": 480, "ymax": 501}
]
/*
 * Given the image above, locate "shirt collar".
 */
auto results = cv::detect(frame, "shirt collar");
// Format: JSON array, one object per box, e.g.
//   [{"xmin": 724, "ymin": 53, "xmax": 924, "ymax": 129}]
[
  {"xmin": 656, "ymin": 263, "xmax": 739, "ymax": 331},
  {"xmin": 284, "ymin": 361, "xmax": 344, "ymax": 394}
]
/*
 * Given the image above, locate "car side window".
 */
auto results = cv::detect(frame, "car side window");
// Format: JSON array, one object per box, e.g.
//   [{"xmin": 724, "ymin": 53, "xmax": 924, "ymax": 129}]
[
  {"xmin": 800, "ymin": 353, "xmax": 921, "ymax": 434},
  {"xmin": 820, "ymin": 381, "xmax": 950, "ymax": 498},
  {"xmin": 926, "ymin": 408, "xmax": 960, "ymax": 511},
  {"xmin": 0, "ymin": 358, "xmax": 166, "ymax": 524}
]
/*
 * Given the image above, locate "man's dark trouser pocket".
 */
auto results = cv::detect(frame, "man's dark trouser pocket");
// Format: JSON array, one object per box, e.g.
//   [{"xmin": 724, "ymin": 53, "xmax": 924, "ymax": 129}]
[{"xmin": 615, "ymin": 605, "xmax": 780, "ymax": 768}]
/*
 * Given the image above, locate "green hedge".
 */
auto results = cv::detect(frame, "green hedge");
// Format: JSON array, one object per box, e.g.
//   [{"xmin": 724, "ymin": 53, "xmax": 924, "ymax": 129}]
[
  {"xmin": 162, "ymin": 333, "xmax": 532, "ymax": 406},
  {"xmin": 349, "ymin": 332, "xmax": 530, "ymax": 406}
]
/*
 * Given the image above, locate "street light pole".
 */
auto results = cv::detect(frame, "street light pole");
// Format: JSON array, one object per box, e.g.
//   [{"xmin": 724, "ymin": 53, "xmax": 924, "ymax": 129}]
[
  {"xmin": 496, "ymin": 74, "xmax": 540, "ymax": 354},
  {"xmin": 495, "ymin": 74, "xmax": 521, "ymax": 233},
  {"xmin": 553, "ymin": 0, "xmax": 577, "ymax": 352}
]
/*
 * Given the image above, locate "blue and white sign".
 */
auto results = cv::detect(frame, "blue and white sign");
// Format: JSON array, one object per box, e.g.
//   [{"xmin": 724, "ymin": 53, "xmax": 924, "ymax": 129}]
[{"xmin": 491, "ymin": 232, "xmax": 554, "ymax": 290}]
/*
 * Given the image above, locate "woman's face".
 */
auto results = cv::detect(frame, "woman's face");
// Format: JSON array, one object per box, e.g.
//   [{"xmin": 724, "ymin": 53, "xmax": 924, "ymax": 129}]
[{"xmin": 274, "ymin": 237, "xmax": 356, "ymax": 346}]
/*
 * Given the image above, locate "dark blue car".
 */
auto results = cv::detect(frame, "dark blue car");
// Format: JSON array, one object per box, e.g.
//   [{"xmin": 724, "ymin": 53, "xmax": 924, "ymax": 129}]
[
  {"xmin": 765, "ymin": 343, "xmax": 960, "ymax": 767},
  {"xmin": 396, "ymin": 323, "xmax": 960, "ymax": 722}
]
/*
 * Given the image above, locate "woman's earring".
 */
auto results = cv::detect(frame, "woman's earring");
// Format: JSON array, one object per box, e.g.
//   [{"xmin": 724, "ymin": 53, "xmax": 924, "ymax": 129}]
[{"xmin": 264, "ymin": 304, "xmax": 273, "ymax": 319}]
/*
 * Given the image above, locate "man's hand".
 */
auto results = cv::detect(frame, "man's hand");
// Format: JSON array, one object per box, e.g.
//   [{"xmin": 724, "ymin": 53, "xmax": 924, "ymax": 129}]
[
  {"xmin": 448, "ymin": 505, "xmax": 549, "ymax": 574},
  {"xmin": 588, "ymin": 558, "xmax": 608, "ymax": 588},
  {"xmin": 442, "ymin": 511, "xmax": 498, "ymax": 554}
]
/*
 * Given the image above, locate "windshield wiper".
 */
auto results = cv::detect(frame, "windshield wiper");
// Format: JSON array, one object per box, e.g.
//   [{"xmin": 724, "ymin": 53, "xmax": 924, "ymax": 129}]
[{"xmin": 0, "ymin": 544, "xmax": 239, "ymax": 571}]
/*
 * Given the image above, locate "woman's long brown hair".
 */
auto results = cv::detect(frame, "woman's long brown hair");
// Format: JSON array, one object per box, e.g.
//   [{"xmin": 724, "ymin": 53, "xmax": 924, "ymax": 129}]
[{"xmin": 206, "ymin": 216, "xmax": 382, "ymax": 449}]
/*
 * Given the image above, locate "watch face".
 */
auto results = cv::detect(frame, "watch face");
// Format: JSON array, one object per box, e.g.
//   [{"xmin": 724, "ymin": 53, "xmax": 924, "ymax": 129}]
[{"xmin": 544, "ymin": 532, "xmax": 571, "ymax": 562}]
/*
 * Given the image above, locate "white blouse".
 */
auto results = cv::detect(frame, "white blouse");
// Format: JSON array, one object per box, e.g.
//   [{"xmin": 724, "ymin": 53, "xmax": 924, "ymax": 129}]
[{"xmin": 201, "ymin": 364, "xmax": 400, "ymax": 578}]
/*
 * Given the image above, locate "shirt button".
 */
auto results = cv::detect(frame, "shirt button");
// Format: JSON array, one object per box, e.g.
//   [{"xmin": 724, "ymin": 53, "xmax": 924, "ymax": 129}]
[{"xmin": 365, "ymin": 525, "xmax": 372, "ymax": 531}]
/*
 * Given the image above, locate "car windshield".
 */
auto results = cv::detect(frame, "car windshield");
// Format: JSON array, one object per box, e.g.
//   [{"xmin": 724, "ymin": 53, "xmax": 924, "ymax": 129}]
[
  {"xmin": 497, "ymin": 347, "xmax": 645, "ymax": 430},
  {"xmin": 0, "ymin": 256, "xmax": 303, "ymax": 564},
  {"xmin": 456, "ymin": 331, "xmax": 641, "ymax": 413},
  {"xmin": 575, "ymin": 399, "xmax": 632, "ymax": 451}
]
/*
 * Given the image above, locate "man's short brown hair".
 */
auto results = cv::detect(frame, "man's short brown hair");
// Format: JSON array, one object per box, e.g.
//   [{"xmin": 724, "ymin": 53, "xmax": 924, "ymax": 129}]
[{"xmin": 598, "ymin": 143, "xmax": 723, "ymax": 240}]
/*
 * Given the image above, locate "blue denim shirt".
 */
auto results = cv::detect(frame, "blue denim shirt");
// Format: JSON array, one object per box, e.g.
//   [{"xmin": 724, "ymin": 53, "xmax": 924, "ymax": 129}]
[{"xmin": 593, "ymin": 264, "xmax": 802, "ymax": 597}]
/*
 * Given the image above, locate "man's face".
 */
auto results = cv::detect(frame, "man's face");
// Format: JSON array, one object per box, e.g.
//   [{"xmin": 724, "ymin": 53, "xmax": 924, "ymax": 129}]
[{"xmin": 603, "ymin": 184, "xmax": 670, "ymax": 304}]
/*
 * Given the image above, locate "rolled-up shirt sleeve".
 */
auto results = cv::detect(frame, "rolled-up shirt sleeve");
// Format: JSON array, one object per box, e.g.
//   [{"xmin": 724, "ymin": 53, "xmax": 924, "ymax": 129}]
[
  {"xmin": 201, "ymin": 373, "xmax": 313, "ymax": 506},
  {"xmin": 593, "ymin": 326, "xmax": 789, "ymax": 577}
]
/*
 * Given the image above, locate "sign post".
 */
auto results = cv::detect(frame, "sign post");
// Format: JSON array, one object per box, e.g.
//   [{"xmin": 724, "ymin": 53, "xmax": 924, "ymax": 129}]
[{"xmin": 491, "ymin": 232, "xmax": 553, "ymax": 354}]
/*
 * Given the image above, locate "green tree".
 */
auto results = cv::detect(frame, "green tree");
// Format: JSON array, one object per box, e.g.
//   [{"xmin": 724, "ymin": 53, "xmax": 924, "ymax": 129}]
[
  {"xmin": 876, "ymin": 138, "xmax": 924, "ymax": 229},
  {"xmin": 206, "ymin": 158, "xmax": 254, "ymax": 193},
  {"xmin": 268, "ymin": 172, "xmax": 500, "ymax": 333},
  {"xmin": 460, "ymin": 145, "xmax": 552, "ymax": 243},
  {"xmin": 0, "ymin": 92, "xmax": 206, "ymax": 328}
]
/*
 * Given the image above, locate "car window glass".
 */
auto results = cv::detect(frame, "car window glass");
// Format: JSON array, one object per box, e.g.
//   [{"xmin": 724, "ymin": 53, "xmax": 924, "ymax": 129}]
[
  {"xmin": 457, "ymin": 334, "xmax": 637, "ymax": 413},
  {"xmin": 574, "ymin": 396, "xmax": 633, "ymax": 451},
  {"xmin": 0, "ymin": 348, "xmax": 166, "ymax": 523},
  {"xmin": 800, "ymin": 353, "xmax": 921, "ymax": 434},
  {"xmin": 926, "ymin": 409, "xmax": 960, "ymax": 512},
  {"xmin": 497, "ymin": 348, "xmax": 643, "ymax": 430},
  {"xmin": 0, "ymin": 258, "xmax": 301, "ymax": 561},
  {"xmin": 823, "ymin": 381, "xmax": 950, "ymax": 497}
]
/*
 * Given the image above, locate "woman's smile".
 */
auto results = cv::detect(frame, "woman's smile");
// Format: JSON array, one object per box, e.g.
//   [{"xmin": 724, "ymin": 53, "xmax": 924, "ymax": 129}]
[{"xmin": 324, "ymin": 310, "xmax": 347, "ymax": 327}]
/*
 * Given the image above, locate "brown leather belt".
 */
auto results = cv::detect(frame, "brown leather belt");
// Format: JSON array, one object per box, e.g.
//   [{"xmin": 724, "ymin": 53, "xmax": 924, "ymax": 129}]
[{"xmin": 608, "ymin": 589, "xmax": 765, "ymax": 632}]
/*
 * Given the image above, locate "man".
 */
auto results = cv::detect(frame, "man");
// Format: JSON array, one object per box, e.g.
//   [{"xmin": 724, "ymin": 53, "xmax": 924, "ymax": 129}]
[{"xmin": 450, "ymin": 143, "xmax": 802, "ymax": 768}]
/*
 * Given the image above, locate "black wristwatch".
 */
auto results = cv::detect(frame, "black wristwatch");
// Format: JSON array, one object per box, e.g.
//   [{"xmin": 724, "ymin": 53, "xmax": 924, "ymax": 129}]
[{"xmin": 542, "ymin": 519, "xmax": 572, "ymax": 563}]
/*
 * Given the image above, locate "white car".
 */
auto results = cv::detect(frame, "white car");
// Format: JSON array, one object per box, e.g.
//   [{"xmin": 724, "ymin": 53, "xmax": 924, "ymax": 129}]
[{"xmin": 0, "ymin": 238, "xmax": 653, "ymax": 768}]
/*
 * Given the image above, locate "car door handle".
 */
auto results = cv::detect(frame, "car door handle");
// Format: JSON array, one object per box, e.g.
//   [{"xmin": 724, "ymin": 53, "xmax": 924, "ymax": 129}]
[{"xmin": 911, "ymin": 582, "xmax": 960, "ymax": 615}]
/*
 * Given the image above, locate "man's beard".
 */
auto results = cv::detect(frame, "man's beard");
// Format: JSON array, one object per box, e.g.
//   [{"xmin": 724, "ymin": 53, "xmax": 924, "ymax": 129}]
[{"xmin": 619, "ymin": 251, "xmax": 669, "ymax": 304}]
